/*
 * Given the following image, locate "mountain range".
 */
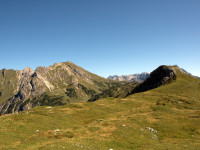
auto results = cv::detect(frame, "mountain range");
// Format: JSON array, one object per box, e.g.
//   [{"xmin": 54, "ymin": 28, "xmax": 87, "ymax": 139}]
[
  {"xmin": 108, "ymin": 72, "xmax": 149, "ymax": 82},
  {"xmin": 1, "ymin": 61, "xmax": 198, "ymax": 115},
  {"xmin": 0, "ymin": 61, "xmax": 200, "ymax": 149},
  {"xmin": 0, "ymin": 61, "xmax": 121, "ymax": 115}
]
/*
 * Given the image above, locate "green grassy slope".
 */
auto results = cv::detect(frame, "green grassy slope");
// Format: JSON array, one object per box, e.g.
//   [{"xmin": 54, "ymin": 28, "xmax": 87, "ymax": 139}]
[
  {"xmin": 0, "ymin": 68, "xmax": 200, "ymax": 149},
  {"xmin": 88, "ymin": 81, "xmax": 138, "ymax": 102},
  {"xmin": 0, "ymin": 69, "xmax": 19, "ymax": 104}
]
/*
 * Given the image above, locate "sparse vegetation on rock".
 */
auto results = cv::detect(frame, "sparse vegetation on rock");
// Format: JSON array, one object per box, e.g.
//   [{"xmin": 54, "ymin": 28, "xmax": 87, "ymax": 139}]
[{"xmin": 0, "ymin": 61, "xmax": 120, "ymax": 115}]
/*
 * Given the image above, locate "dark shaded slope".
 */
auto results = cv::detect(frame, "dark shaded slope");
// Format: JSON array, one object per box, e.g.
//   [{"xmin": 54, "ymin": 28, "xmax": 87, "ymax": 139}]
[
  {"xmin": 129, "ymin": 65, "xmax": 177, "ymax": 95},
  {"xmin": 89, "ymin": 65, "xmax": 179, "ymax": 102},
  {"xmin": 88, "ymin": 81, "xmax": 138, "ymax": 102}
]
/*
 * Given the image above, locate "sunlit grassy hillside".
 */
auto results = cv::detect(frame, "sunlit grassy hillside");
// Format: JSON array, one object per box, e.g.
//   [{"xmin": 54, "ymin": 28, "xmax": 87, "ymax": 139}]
[{"xmin": 0, "ymin": 69, "xmax": 200, "ymax": 150}]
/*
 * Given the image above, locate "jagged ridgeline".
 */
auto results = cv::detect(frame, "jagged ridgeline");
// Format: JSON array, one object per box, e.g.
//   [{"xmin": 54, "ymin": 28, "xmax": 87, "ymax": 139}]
[
  {"xmin": 108, "ymin": 72, "xmax": 149, "ymax": 82},
  {"xmin": 0, "ymin": 61, "xmax": 121, "ymax": 115}
]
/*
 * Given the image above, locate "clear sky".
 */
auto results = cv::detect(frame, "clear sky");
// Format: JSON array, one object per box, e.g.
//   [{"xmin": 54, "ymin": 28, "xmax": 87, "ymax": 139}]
[{"xmin": 0, "ymin": 0, "xmax": 199, "ymax": 77}]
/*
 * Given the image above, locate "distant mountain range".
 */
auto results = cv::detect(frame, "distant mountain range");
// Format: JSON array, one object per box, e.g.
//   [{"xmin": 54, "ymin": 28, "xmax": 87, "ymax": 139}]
[
  {"xmin": 108, "ymin": 69, "xmax": 200, "ymax": 82},
  {"xmin": 108, "ymin": 72, "xmax": 149, "ymax": 82}
]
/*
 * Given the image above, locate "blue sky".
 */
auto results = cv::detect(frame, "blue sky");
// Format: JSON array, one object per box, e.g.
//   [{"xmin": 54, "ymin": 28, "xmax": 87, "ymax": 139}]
[{"xmin": 0, "ymin": 0, "xmax": 199, "ymax": 77}]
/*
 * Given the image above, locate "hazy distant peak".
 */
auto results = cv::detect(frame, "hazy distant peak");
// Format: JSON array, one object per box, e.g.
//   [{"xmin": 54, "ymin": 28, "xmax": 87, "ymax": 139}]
[{"xmin": 108, "ymin": 72, "xmax": 150, "ymax": 82}]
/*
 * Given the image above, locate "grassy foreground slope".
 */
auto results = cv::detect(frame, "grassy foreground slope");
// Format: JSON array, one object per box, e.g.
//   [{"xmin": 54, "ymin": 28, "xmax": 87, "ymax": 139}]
[{"xmin": 0, "ymin": 68, "xmax": 200, "ymax": 150}]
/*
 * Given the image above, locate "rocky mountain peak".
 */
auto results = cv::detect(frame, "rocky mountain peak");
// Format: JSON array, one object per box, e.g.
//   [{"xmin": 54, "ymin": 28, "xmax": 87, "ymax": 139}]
[
  {"xmin": 21, "ymin": 67, "xmax": 34, "ymax": 76},
  {"xmin": 0, "ymin": 61, "xmax": 117, "ymax": 115}
]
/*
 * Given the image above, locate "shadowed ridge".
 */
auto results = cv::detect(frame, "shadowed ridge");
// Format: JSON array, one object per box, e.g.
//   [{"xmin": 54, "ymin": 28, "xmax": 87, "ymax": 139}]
[
  {"xmin": 88, "ymin": 81, "xmax": 138, "ymax": 102},
  {"xmin": 88, "ymin": 65, "xmax": 188, "ymax": 102},
  {"xmin": 128, "ymin": 65, "xmax": 199, "ymax": 96},
  {"xmin": 128, "ymin": 65, "xmax": 177, "ymax": 95}
]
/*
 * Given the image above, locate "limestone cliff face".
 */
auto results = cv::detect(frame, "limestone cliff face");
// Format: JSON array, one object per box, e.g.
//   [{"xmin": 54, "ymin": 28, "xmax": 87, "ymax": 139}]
[
  {"xmin": 0, "ymin": 61, "xmax": 116, "ymax": 115},
  {"xmin": 0, "ymin": 67, "xmax": 49, "ymax": 114},
  {"xmin": 16, "ymin": 67, "xmax": 47, "ymax": 100}
]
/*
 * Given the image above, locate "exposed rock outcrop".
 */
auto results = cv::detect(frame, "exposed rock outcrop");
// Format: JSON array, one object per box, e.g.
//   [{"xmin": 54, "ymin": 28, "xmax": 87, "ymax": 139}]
[
  {"xmin": 0, "ymin": 67, "xmax": 49, "ymax": 115},
  {"xmin": 129, "ymin": 65, "xmax": 177, "ymax": 94}
]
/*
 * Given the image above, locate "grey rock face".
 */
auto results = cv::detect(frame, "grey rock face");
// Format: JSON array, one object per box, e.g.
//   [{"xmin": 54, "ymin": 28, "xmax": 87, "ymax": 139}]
[
  {"xmin": 0, "ymin": 67, "xmax": 48, "ymax": 115},
  {"xmin": 0, "ymin": 61, "xmax": 116, "ymax": 115},
  {"xmin": 108, "ymin": 72, "xmax": 149, "ymax": 82}
]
